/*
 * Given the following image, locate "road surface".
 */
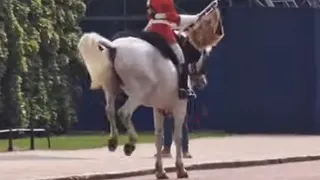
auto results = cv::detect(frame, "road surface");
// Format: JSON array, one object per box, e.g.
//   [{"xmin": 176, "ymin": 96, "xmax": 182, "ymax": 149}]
[
  {"xmin": 2, "ymin": 136, "xmax": 320, "ymax": 180},
  {"xmin": 120, "ymin": 161, "xmax": 320, "ymax": 180}
]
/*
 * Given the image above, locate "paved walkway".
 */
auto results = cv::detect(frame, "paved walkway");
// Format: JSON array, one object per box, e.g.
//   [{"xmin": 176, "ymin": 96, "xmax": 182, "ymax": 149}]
[
  {"xmin": 121, "ymin": 160, "xmax": 320, "ymax": 180},
  {"xmin": 1, "ymin": 135, "xmax": 320, "ymax": 180}
]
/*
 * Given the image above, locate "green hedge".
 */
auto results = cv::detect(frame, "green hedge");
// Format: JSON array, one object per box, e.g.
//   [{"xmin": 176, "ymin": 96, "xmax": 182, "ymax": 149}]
[{"xmin": 0, "ymin": 0, "xmax": 86, "ymax": 133}]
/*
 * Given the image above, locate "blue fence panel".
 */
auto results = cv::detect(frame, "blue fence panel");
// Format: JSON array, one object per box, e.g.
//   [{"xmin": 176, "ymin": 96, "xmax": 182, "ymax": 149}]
[
  {"xmin": 206, "ymin": 8, "xmax": 316, "ymax": 133},
  {"xmin": 314, "ymin": 9, "xmax": 320, "ymax": 133},
  {"xmin": 85, "ymin": 0, "xmax": 124, "ymax": 16}
]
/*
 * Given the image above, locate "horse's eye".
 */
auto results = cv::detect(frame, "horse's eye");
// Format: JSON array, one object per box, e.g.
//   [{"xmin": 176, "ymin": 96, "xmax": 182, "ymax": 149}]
[{"xmin": 98, "ymin": 45, "xmax": 104, "ymax": 51}]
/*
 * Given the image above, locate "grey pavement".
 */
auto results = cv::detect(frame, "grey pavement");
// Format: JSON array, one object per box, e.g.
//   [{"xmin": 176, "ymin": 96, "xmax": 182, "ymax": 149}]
[
  {"xmin": 121, "ymin": 160, "xmax": 320, "ymax": 180},
  {"xmin": 1, "ymin": 135, "xmax": 320, "ymax": 180}
]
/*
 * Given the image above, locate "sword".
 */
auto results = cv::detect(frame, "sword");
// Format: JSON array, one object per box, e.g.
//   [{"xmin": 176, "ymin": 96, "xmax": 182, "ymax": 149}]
[
  {"xmin": 181, "ymin": 0, "xmax": 219, "ymax": 32},
  {"xmin": 198, "ymin": 0, "xmax": 218, "ymax": 18}
]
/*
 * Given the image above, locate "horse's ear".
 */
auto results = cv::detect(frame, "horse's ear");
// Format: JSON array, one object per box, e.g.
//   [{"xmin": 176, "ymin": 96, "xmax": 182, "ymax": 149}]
[{"xmin": 98, "ymin": 40, "xmax": 115, "ymax": 51}]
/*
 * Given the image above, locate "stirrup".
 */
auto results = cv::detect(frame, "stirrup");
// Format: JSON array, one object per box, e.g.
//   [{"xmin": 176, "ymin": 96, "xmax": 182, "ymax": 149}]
[
  {"xmin": 179, "ymin": 88, "xmax": 197, "ymax": 99},
  {"xmin": 187, "ymin": 89, "xmax": 197, "ymax": 98}
]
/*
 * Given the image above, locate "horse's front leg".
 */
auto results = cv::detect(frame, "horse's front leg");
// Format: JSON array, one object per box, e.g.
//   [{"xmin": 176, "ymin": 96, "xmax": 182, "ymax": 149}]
[
  {"xmin": 105, "ymin": 93, "xmax": 119, "ymax": 152},
  {"xmin": 153, "ymin": 108, "xmax": 169, "ymax": 179},
  {"xmin": 173, "ymin": 101, "xmax": 188, "ymax": 179},
  {"xmin": 117, "ymin": 97, "xmax": 139, "ymax": 156}
]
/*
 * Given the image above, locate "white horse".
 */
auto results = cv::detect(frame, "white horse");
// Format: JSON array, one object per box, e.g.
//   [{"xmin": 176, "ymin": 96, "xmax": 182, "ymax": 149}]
[
  {"xmin": 77, "ymin": 3, "xmax": 221, "ymax": 179},
  {"xmin": 78, "ymin": 32, "xmax": 208, "ymax": 178}
]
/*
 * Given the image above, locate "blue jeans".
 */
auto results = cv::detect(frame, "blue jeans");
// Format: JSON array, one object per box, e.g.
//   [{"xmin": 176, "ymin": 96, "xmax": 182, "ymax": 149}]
[{"xmin": 163, "ymin": 116, "xmax": 189, "ymax": 152}]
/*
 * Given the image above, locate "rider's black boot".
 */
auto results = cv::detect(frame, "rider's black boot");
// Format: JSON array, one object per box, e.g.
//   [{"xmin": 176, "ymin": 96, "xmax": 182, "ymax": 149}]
[{"xmin": 178, "ymin": 64, "xmax": 197, "ymax": 99}]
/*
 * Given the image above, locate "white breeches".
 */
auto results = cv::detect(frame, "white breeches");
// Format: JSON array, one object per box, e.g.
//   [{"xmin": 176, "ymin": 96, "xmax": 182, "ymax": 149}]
[{"xmin": 170, "ymin": 43, "xmax": 185, "ymax": 64}]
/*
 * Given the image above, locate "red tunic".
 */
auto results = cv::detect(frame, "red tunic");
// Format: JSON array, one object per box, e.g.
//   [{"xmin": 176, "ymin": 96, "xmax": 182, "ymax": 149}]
[{"xmin": 146, "ymin": 0, "xmax": 181, "ymax": 44}]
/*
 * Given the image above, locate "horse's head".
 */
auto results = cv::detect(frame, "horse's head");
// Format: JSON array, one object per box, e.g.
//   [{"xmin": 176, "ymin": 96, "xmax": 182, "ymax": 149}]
[{"xmin": 175, "ymin": 31, "xmax": 210, "ymax": 90}]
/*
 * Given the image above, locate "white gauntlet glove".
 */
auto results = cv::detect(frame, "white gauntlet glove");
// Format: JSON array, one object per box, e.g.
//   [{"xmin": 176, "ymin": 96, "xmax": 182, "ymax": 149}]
[{"xmin": 176, "ymin": 14, "xmax": 200, "ymax": 30}]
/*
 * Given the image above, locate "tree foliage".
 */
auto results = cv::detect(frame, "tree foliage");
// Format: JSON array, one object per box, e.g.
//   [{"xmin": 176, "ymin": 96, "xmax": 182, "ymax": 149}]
[
  {"xmin": 0, "ymin": 0, "xmax": 86, "ymax": 133},
  {"xmin": 0, "ymin": 6, "xmax": 8, "ymax": 128}
]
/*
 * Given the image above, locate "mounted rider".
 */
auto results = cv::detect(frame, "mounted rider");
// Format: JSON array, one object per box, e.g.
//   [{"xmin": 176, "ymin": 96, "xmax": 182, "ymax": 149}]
[{"xmin": 145, "ymin": 0, "xmax": 201, "ymax": 99}]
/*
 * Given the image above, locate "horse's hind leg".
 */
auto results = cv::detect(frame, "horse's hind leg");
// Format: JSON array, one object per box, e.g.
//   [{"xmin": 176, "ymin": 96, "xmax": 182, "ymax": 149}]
[
  {"xmin": 117, "ymin": 97, "xmax": 139, "ymax": 156},
  {"xmin": 153, "ymin": 108, "xmax": 169, "ymax": 179},
  {"xmin": 104, "ymin": 92, "xmax": 119, "ymax": 152},
  {"xmin": 173, "ymin": 101, "xmax": 188, "ymax": 178}
]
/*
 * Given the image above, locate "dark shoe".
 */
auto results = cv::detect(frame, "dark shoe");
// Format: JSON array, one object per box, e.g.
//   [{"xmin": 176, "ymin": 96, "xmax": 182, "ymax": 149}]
[
  {"xmin": 179, "ymin": 88, "xmax": 189, "ymax": 99},
  {"xmin": 183, "ymin": 152, "xmax": 193, "ymax": 159},
  {"xmin": 154, "ymin": 147, "xmax": 172, "ymax": 158}
]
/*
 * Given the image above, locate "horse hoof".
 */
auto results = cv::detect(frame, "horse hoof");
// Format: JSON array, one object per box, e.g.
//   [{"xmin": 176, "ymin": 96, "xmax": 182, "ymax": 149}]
[
  {"xmin": 123, "ymin": 143, "xmax": 136, "ymax": 156},
  {"xmin": 108, "ymin": 138, "xmax": 118, "ymax": 152},
  {"xmin": 156, "ymin": 173, "xmax": 169, "ymax": 179},
  {"xmin": 177, "ymin": 170, "xmax": 188, "ymax": 179}
]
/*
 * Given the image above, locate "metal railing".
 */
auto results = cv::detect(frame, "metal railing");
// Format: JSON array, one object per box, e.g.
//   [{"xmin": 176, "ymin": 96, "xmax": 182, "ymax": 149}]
[
  {"xmin": 81, "ymin": 15, "xmax": 146, "ymax": 21},
  {"xmin": 0, "ymin": 128, "xmax": 51, "ymax": 151}
]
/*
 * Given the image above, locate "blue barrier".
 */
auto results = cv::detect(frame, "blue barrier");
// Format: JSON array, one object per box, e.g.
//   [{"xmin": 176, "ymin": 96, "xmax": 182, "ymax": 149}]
[
  {"xmin": 314, "ymin": 9, "xmax": 320, "ymax": 133},
  {"xmin": 208, "ymin": 8, "xmax": 317, "ymax": 133},
  {"xmin": 77, "ymin": 8, "xmax": 320, "ymax": 134}
]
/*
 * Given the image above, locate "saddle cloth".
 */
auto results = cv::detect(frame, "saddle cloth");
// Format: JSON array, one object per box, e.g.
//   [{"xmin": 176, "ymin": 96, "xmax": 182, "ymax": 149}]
[
  {"xmin": 112, "ymin": 31, "xmax": 179, "ymax": 65},
  {"xmin": 112, "ymin": 31, "xmax": 202, "ymax": 66}
]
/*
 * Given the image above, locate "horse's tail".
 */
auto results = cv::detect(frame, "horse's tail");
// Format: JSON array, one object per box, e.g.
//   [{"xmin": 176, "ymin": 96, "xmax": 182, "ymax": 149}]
[{"xmin": 78, "ymin": 32, "xmax": 117, "ymax": 90}]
